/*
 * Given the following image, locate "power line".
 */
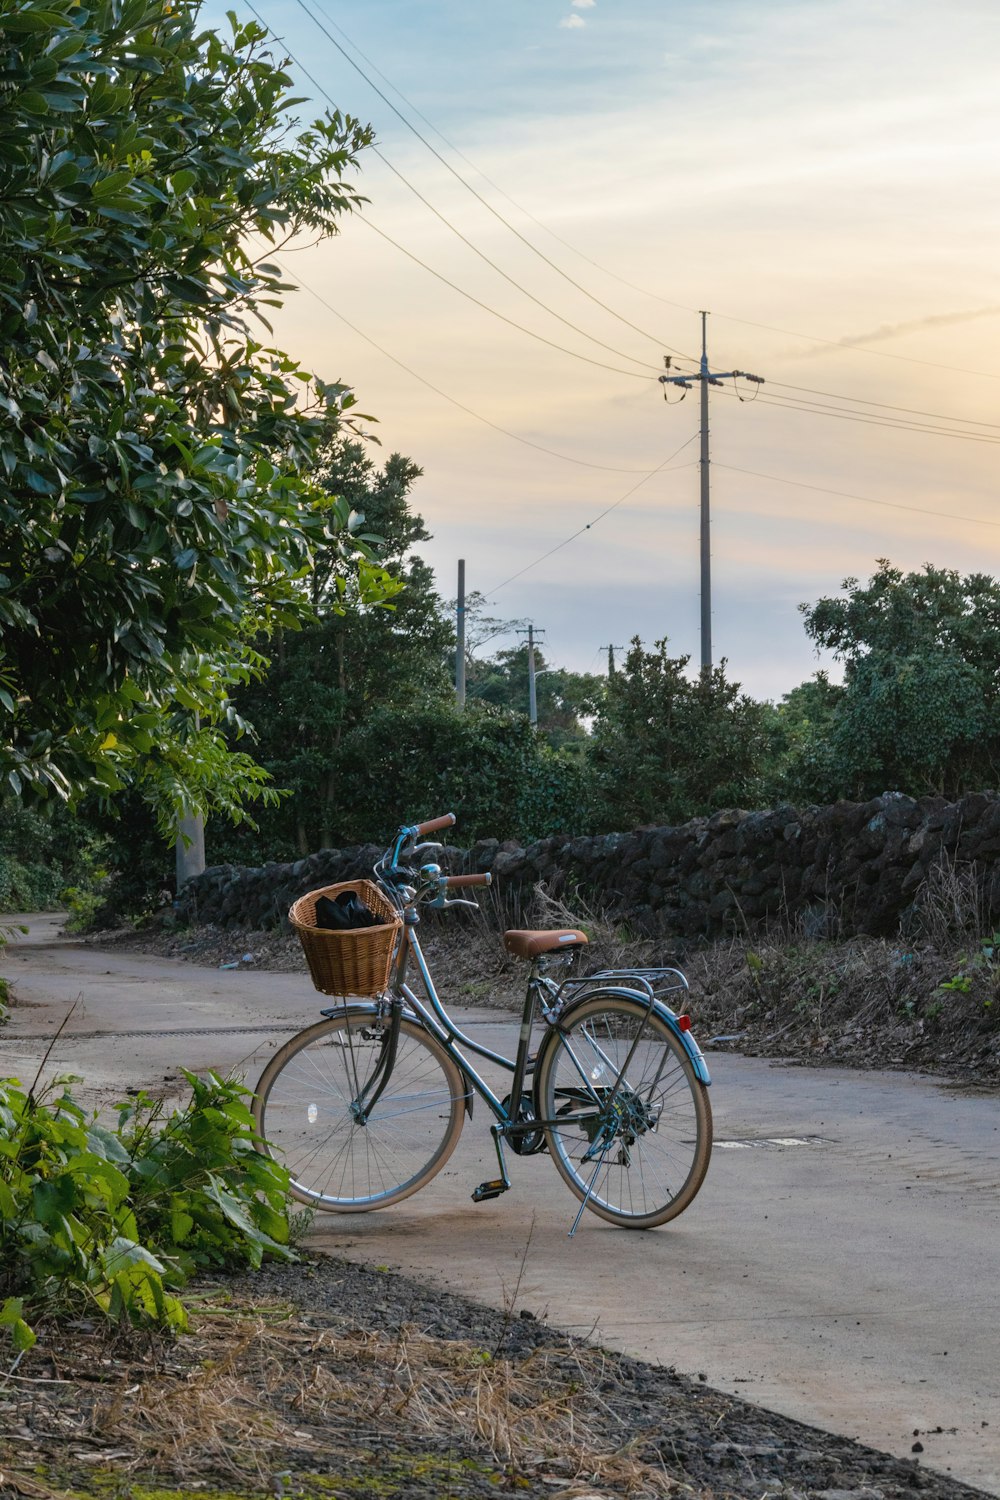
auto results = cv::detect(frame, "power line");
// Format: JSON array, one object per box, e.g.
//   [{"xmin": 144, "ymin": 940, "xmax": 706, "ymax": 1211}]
[
  {"xmin": 245, "ymin": 3, "xmax": 664, "ymax": 380},
  {"xmin": 359, "ymin": 218, "xmax": 657, "ymax": 380},
  {"xmin": 713, "ymin": 385, "xmax": 1000, "ymax": 445},
  {"xmin": 714, "ymin": 463, "xmax": 1000, "ymax": 531},
  {"xmin": 282, "ymin": 265, "xmax": 668, "ymax": 472},
  {"xmin": 484, "ymin": 435, "xmax": 699, "ymax": 597},
  {"xmin": 765, "ymin": 379, "xmax": 1000, "ymax": 433},
  {"xmin": 274, "ymin": 5, "xmax": 1000, "ymax": 385},
  {"xmin": 283, "ymin": 0, "xmax": 692, "ymax": 359}
]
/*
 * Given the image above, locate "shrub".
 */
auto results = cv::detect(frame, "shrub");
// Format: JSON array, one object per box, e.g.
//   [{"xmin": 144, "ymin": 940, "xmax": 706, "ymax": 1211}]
[{"xmin": 0, "ymin": 1070, "xmax": 292, "ymax": 1346}]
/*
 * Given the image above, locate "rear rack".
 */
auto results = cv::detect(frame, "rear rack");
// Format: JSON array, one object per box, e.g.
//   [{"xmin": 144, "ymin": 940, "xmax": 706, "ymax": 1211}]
[{"xmin": 554, "ymin": 965, "xmax": 689, "ymax": 1009}]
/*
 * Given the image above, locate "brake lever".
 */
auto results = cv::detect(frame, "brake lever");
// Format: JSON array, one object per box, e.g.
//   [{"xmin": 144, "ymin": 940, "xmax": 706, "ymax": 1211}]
[
  {"xmin": 443, "ymin": 898, "xmax": 480, "ymax": 911},
  {"xmin": 412, "ymin": 841, "xmax": 444, "ymax": 857}
]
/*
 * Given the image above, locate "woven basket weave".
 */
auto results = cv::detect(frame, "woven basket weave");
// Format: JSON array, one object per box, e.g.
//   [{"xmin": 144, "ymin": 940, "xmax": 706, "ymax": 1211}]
[{"xmin": 289, "ymin": 880, "xmax": 401, "ymax": 997}]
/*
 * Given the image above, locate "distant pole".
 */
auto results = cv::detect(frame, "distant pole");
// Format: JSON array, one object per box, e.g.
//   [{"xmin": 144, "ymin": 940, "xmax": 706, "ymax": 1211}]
[
  {"xmin": 175, "ymin": 712, "xmax": 206, "ymax": 888},
  {"xmin": 527, "ymin": 623, "xmax": 537, "ymax": 727},
  {"xmin": 456, "ymin": 558, "xmax": 466, "ymax": 707},
  {"xmin": 518, "ymin": 623, "xmax": 545, "ymax": 727},
  {"xmin": 698, "ymin": 315, "xmax": 712, "ymax": 673},
  {"xmin": 660, "ymin": 312, "xmax": 765, "ymax": 673},
  {"xmin": 175, "ymin": 812, "xmax": 205, "ymax": 889},
  {"xmin": 604, "ymin": 643, "xmax": 625, "ymax": 677}
]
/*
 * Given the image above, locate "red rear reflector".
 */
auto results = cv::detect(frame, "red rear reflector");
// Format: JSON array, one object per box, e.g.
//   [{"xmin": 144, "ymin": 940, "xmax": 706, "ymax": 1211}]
[{"xmin": 677, "ymin": 1014, "xmax": 692, "ymax": 1031}]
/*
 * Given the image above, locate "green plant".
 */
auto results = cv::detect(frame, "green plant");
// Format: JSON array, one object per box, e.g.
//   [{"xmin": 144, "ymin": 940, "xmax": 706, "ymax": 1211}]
[
  {"xmin": 938, "ymin": 974, "xmax": 973, "ymax": 994},
  {"xmin": 746, "ymin": 951, "xmax": 764, "ymax": 982},
  {"xmin": 60, "ymin": 883, "xmax": 105, "ymax": 933},
  {"xmin": 0, "ymin": 0, "xmax": 395, "ymax": 825},
  {"xmin": 0, "ymin": 1069, "xmax": 293, "ymax": 1346}
]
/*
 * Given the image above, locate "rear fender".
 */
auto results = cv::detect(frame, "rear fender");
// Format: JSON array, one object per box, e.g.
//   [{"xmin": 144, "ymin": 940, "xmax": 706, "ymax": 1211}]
[
  {"xmin": 553, "ymin": 987, "xmax": 712, "ymax": 1087},
  {"xmin": 655, "ymin": 1003, "xmax": 712, "ymax": 1085}
]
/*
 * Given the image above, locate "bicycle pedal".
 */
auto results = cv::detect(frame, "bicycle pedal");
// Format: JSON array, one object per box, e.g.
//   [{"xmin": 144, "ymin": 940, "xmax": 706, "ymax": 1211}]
[{"xmin": 471, "ymin": 1178, "xmax": 510, "ymax": 1203}]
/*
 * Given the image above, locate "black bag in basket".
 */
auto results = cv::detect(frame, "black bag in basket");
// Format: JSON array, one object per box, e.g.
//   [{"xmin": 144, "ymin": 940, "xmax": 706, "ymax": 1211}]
[{"xmin": 314, "ymin": 891, "xmax": 382, "ymax": 931}]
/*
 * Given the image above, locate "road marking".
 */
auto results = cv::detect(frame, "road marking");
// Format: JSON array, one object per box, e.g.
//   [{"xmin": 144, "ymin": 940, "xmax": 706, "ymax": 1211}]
[{"xmin": 714, "ymin": 1135, "xmax": 831, "ymax": 1150}]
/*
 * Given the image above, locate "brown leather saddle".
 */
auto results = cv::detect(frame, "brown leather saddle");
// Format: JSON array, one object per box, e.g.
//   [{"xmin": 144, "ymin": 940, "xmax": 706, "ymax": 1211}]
[{"xmin": 503, "ymin": 928, "xmax": 588, "ymax": 960}]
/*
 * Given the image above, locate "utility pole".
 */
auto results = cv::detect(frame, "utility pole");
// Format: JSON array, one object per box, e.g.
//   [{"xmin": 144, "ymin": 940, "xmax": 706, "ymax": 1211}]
[
  {"xmin": 518, "ymin": 624, "xmax": 545, "ymax": 727},
  {"xmin": 175, "ymin": 710, "xmax": 206, "ymax": 889},
  {"xmin": 175, "ymin": 810, "xmax": 205, "ymax": 889},
  {"xmin": 660, "ymin": 312, "xmax": 764, "ymax": 673},
  {"xmin": 455, "ymin": 558, "xmax": 466, "ymax": 707},
  {"xmin": 602, "ymin": 643, "xmax": 625, "ymax": 677}
]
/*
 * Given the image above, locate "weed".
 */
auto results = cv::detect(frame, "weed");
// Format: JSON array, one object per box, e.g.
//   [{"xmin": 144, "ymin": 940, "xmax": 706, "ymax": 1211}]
[
  {"xmin": 0, "ymin": 1070, "xmax": 294, "ymax": 1348},
  {"xmin": 61, "ymin": 880, "xmax": 107, "ymax": 933}
]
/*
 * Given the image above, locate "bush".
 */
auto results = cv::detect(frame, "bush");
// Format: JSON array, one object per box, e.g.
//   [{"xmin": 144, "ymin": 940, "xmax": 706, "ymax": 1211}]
[
  {"xmin": 0, "ymin": 803, "xmax": 106, "ymax": 913},
  {"xmin": 0, "ymin": 1070, "xmax": 292, "ymax": 1347},
  {"xmin": 209, "ymin": 699, "xmax": 589, "ymax": 860}
]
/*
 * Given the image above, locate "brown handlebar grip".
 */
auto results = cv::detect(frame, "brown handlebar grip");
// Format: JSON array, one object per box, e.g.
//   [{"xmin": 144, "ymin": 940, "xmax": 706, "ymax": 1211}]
[
  {"xmin": 443, "ymin": 872, "xmax": 493, "ymax": 889},
  {"xmin": 416, "ymin": 812, "xmax": 457, "ymax": 836}
]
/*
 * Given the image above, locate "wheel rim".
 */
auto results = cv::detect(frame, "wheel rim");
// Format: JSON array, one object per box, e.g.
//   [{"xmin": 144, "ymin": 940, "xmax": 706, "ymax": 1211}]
[
  {"xmin": 257, "ymin": 1016, "xmax": 463, "ymax": 1209},
  {"xmin": 542, "ymin": 1003, "xmax": 707, "ymax": 1223}
]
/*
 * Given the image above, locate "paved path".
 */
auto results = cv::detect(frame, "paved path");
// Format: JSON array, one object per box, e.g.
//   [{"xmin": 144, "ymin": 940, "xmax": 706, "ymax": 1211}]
[{"xmin": 2, "ymin": 915, "xmax": 998, "ymax": 1494}]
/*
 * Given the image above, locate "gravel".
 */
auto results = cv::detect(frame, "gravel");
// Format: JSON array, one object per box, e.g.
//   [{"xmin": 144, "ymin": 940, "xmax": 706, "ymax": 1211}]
[{"xmin": 223, "ymin": 1253, "xmax": 989, "ymax": 1500}]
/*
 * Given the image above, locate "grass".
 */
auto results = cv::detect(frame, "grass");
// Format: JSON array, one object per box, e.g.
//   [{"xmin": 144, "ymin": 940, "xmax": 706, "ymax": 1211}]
[{"xmin": 0, "ymin": 1291, "xmax": 682, "ymax": 1498}]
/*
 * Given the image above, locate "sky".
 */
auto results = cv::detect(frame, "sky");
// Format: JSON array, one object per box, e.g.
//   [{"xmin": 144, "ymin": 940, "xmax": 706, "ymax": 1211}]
[{"xmin": 235, "ymin": 0, "xmax": 1000, "ymax": 700}]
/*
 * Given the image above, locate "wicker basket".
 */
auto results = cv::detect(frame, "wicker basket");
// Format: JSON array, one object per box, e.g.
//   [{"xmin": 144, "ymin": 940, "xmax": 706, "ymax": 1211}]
[{"xmin": 289, "ymin": 880, "xmax": 401, "ymax": 997}]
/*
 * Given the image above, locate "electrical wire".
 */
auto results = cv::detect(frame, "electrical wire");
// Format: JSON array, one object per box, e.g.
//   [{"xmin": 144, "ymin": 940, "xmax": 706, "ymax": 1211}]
[
  {"xmin": 274, "ymin": 4, "xmax": 1000, "ymax": 384},
  {"xmin": 246, "ymin": 2, "xmax": 670, "ymax": 377},
  {"xmin": 359, "ymin": 218, "xmax": 657, "ymax": 380},
  {"xmin": 753, "ymin": 393, "xmax": 1000, "ymax": 444},
  {"xmin": 279, "ymin": 264, "xmax": 670, "ymax": 473},
  {"xmin": 283, "ymin": 0, "xmax": 692, "ymax": 360},
  {"xmin": 484, "ymin": 435, "xmax": 699, "ymax": 597},
  {"xmin": 765, "ymin": 379, "xmax": 1000, "ymax": 433},
  {"xmin": 712, "ymin": 384, "xmax": 1000, "ymax": 445},
  {"xmin": 714, "ymin": 463, "xmax": 1000, "ymax": 532}
]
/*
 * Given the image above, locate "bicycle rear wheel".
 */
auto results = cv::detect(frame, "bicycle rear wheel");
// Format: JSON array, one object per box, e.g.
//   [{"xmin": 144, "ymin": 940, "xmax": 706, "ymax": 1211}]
[
  {"xmin": 253, "ymin": 1007, "xmax": 467, "ymax": 1211},
  {"xmin": 535, "ymin": 993, "xmax": 712, "ymax": 1228}
]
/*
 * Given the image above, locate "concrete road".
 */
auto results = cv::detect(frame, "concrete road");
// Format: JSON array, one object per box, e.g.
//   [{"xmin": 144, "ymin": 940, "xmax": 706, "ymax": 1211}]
[{"xmin": 2, "ymin": 915, "xmax": 999, "ymax": 1494}]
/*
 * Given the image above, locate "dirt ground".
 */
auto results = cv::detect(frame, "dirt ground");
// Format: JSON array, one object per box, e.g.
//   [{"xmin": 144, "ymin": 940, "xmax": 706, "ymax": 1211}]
[{"xmin": 0, "ymin": 1254, "xmax": 990, "ymax": 1500}]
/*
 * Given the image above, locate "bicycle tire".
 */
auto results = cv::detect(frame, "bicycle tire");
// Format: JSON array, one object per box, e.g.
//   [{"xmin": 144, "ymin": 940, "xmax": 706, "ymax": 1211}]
[
  {"xmin": 253, "ymin": 1007, "xmax": 467, "ymax": 1212},
  {"xmin": 534, "ymin": 992, "xmax": 712, "ymax": 1228}
]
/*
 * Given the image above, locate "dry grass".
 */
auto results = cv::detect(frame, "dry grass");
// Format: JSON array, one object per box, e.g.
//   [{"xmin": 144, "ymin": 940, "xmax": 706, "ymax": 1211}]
[{"xmin": 0, "ymin": 1296, "xmax": 690, "ymax": 1498}]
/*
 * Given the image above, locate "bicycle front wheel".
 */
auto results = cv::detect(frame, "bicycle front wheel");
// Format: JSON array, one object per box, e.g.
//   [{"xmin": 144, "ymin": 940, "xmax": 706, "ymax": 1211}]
[
  {"xmin": 253, "ymin": 1008, "xmax": 467, "ymax": 1212},
  {"xmin": 535, "ymin": 993, "xmax": 712, "ymax": 1229}
]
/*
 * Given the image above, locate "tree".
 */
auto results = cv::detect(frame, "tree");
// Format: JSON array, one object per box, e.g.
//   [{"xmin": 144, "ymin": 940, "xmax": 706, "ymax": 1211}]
[
  {"xmin": 310, "ymin": 699, "xmax": 588, "ymax": 847},
  {"xmin": 798, "ymin": 562, "xmax": 1000, "ymax": 798},
  {"xmin": 0, "ymin": 0, "xmax": 392, "ymax": 830},
  {"xmin": 589, "ymin": 638, "xmax": 769, "ymax": 829},
  {"xmin": 467, "ymin": 644, "xmax": 602, "ymax": 749},
  {"xmin": 759, "ymin": 672, "xmax": 845, "ymax": 805},
  {"xmin": 220, "ymin": 439, "xmax": 454, "ymax": 857}
]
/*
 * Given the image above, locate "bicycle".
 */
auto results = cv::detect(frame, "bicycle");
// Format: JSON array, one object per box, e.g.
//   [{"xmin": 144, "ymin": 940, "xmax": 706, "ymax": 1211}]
[{"xmin": 252, "ymin": 813, "xmax": 713, "ymax": 1234}]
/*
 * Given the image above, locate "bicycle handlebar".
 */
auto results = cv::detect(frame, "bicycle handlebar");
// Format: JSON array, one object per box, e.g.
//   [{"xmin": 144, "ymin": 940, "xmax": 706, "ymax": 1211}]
[
  {"xmin": 443, "ymin": 872, "xmax": 492, "ymax": 889},
  {"xmin": 412, "ymin": 812, "xmax": 456, "ymax": 836}
]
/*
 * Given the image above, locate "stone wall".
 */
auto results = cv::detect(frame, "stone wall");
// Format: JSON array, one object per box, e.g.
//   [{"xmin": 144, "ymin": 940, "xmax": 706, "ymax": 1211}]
[{"xmin": 177, "ymin": 790, "xmax": 1000, "ymax": 938}]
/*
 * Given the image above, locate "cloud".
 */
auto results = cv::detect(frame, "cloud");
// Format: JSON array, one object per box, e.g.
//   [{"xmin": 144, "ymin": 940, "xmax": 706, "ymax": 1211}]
[
  {"xmin": 791, "ymin": 306, "xmax": 1000, "ymax": 359},
  {"xmin": 572, "ymin": 0, "xmax": 597, "ymax": 7},
  {"xmin": 559, "ymin": 14, "xmax": 586, "ymax": 28}
]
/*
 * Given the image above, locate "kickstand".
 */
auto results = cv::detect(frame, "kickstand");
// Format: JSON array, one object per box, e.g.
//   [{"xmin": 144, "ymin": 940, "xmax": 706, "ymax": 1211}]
[{"xmin": 567, "ymin": 1138, "xmax": 612, "ymax": 1237}]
